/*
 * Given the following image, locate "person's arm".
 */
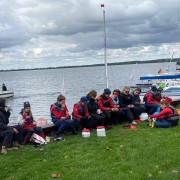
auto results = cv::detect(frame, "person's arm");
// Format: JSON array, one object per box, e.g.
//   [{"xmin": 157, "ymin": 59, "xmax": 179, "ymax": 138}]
[
  {"xmin": 73, "ymin": 104, "xmax": 83, "ymax": 119},
  {"xmin": 146, "ymin": 93, "xmax": 159, "ymax": 104},
  {"xmin": 18, "ymin": 114, "xmax": 25, "ymax": 125},
  {"xmin": 0, "ymin": 116, "xmax": 12, "ymax": 131},
  {"xmin": 119, "ymin": 95, "xmax": 126, "ymax": 108},
  {"xmin": 98, "ymin": 98, "xmax": 111, "ymax": 111},
  {"xmin": 50, "ymin": 106, "xmax": 64, "ymax": 119},
  {"xmin": 150, "ymin": 108, "xmax": 172, "ymax": 119},
  {"xmin": 65, "ymin": 105, "xmax": 70, "ymax": 119},
  {"xmin": 109, "ymin": 98, "xmax": 117, "ymax": 108},
  {"xmin": 85, "ymin": 107, "xmax": 90, "ymax": 117}
]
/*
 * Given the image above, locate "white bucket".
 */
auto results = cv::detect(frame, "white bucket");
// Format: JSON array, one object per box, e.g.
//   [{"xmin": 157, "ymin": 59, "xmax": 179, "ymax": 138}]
[
  {"xmin": 82, "ymin": 129, "xmax": 90, "ymax": 138},
  {"xmin": 97, "ymin": 126, "xmax": 106, "ymax": 137},
  {"xmin": 140, "ymin": 113, "xmax": 149, "ymax": 121}
]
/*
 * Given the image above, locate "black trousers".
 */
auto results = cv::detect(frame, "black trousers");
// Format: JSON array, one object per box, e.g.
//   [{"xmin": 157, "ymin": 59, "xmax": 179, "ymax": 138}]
[
  {"xmin": 0, "ymin": 125, "xmax": 24, "ymax": 148},
  {"xmin": 122, "ymin": 108, "xmax": 134, "ymax": 123},
  {"xmin": 74, "ymin": 117, "xmax": 92, "ymax": 131},
  {"xmin": 111, "ymin": 110, "xmax": 124, "ymax": 124},
  {"xmin": 90, "ymin": 113, "xmax": 106, "ymax": 128}
]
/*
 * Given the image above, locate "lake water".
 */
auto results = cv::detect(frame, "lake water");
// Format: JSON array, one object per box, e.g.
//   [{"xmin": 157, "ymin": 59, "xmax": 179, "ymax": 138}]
[{"xmin": 0, "ymin": 62, "xmax": 176, "ymax": 125}]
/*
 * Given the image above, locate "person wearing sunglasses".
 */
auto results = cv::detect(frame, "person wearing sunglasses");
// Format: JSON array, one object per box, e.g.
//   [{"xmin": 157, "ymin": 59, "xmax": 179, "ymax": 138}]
[{"xmin": 119, "ymin": 86, "xmax": 138, "ymax": 125}]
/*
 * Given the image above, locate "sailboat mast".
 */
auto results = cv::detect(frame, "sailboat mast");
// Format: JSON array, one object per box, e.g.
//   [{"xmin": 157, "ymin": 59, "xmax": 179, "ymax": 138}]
[{"xmin": 101, "ymin": 4, "xmax": 108, "ymax": 88}]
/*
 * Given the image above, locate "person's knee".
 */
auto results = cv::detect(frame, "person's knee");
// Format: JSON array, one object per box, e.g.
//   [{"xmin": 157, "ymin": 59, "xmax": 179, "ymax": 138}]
[{"xmin": 5, "ymin": 130, "xmax": 13, "ymax": 136}]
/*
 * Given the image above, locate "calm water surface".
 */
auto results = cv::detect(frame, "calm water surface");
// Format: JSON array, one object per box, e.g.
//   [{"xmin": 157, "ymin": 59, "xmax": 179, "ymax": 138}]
[{"xmin": 0, "ymin": 62, "xmax": 176, "ymax": 124}]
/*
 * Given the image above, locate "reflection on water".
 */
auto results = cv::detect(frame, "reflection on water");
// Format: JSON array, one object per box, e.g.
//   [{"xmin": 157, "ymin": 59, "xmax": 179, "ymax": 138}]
[{"xmin": 0, "ymin": 62, "xmax": 176, "ymax": 125}]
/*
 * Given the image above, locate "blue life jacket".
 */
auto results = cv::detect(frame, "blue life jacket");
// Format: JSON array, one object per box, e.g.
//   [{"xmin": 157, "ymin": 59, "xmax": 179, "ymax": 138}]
[{"xmin": 50, "ymin": 103, "xmax": 61, "ymax": 120}]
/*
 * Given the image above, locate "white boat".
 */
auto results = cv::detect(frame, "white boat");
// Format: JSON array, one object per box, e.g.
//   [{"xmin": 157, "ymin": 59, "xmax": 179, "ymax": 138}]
[
  {"xmin": 131, "ymin": 71, "xmax": 180, "ymax": 100},
  {"xmin": 0, "ymin": 90, "xmax": 14, "ymax": 98}
]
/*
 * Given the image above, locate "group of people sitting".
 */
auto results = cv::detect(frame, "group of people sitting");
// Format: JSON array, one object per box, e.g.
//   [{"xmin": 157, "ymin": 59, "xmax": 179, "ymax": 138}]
[
  {"xmin": 50, "ymin": 85, "xmax": 179, "ymax": 140},
  {"xmin": 0, "ymin": 85, "xmax": 179, "ymax": 154}
]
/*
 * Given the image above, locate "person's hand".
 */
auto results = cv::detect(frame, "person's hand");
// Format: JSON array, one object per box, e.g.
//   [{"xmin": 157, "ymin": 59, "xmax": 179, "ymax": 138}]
[
  {"xmin": 13, "ymin": 128, "xmax": 18, "ymax": 134},
  {"xmin": 26, "ymin": 116, "xmax": 30, "ymax": 119},
  {"xmin": 111, "ymin": 108, "xmax": 118, "ymax": 111},
  {"xmin": 61, "ymin": 104, "xmax": 65, "ymax": 110},
  {"xmin": 61, "ymin": 117, "xmax": 66, "ymax": 120},
  {"xmin": 6, "ymin": 106, "xmax": 12, "ymax": 112},
  {"xmin": 33, "ymin": 122, "xmax": 37, "ymax": 125},
  {"xmin": 140, "ymin": 102, "xmax": 145, "ymax": 105}
]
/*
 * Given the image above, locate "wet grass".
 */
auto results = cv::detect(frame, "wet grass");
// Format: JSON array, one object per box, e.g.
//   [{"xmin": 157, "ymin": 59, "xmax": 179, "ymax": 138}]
[{"xmin": 0, "ymin": 122, "xmax": 180, "ymax": 180}]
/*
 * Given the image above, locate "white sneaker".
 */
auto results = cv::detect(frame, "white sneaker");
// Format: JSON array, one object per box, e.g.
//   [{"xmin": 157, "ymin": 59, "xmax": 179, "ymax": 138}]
[{"xmin": 132, "ymin": 121, "xmax": 137, "ymax": 125}]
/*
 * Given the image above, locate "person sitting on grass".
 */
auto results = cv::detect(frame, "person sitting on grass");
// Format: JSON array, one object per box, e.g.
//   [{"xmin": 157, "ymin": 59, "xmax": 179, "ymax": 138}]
[
  {"xmin": 86, "ymin": 90, "xmax": 106, "ymax": 128},
  {"xmin": 18, "ymin": 101, "xmax": 45, "ymax": 143},
  {"xmin": 110, "ymin": 89, "xmax": 125, "ymax": 124},
  {"xmin": 131, "ymin": 88, "xmax": 146, "ymax": 118},
  {"xmin": 72, "ymin": 96, "xmax": 92, "ymax": 131},
  {"xmin": 143, "ymin": 85, "xmax": 159, "ymax": 115},
  {"xmin": 0, "ymin": 98, "xmax": 24, "ymax": 154},
  {"xmin": 119, "ymin": 86, "xmax": 138, "ymax": 125},
  {"xmin": 150, "ymin": 99, "xmax": 179, "ymax": 128},
  {"xmin": 98, "ymin": 88, "xmax": 120, "ymax": 129},
  {"xmin": 50, "ymin": 95, "xmax": 77, "ymax": 141}
]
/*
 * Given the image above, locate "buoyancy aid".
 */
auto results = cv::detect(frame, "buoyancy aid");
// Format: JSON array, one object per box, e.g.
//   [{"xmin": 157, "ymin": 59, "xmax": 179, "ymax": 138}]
[
  {"xmin": 73, "ymin": 102, "xmax": 87, "ymax": 117},
  {"xmin": 50, "ymin": 103, "xmax": 61, "ymax": 119},
  {"xmin": 100, "ymin": 95, "xmax": 110, "ymax": 107},
  {"xmin": 143, "ymin": 91, "xmax": 156, "ymax": 103},
  {"xmin": 164, "ymin": 106, "xmax": 179, "ymax": 126}
]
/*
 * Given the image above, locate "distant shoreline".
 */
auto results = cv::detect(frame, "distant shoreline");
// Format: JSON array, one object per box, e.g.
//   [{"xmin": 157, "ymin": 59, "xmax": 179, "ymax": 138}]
[{"xmin": 0, "ymin": 58, "xmax": 179, "ymax": 72}]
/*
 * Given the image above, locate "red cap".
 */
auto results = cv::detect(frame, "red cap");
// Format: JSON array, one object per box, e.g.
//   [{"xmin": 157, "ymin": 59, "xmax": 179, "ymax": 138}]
[
  {"xmin": 96, "ymin": 126, "xmax": 105, "ymax": 129},
  {"xmin": 82, "ymin": 129, "xmax": 90, "ymax": 132}
]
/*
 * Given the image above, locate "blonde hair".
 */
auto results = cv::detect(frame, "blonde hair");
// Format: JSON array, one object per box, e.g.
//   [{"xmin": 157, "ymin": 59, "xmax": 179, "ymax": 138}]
[
  {"xmin": 123, "ymin": 86, "xmax": 130, "ymax": 91},
  {"xmin": 159, "ymin": 99, "xmax": 170, "ymax": 107},
  {"xmin": 23, "ymin": 109, "xmax": 32, "ymax": 117}
]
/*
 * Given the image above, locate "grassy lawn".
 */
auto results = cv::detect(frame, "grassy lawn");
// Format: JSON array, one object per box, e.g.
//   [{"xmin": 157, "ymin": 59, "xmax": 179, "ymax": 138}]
[{"xmin": 0, "ymin": 122, "xmax": 180, "ymax": 180}]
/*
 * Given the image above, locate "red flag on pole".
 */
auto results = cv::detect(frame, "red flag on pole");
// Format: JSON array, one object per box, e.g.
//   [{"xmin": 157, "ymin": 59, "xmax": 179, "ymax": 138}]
[{"xmin": 101, "ymin": 4, "xmax": 104, "ymax": 8}]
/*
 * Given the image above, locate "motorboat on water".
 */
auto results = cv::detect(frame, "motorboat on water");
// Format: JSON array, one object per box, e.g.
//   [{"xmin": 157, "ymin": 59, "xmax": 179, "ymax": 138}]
[
  {"xmin": 0, "ymin": 90, "xmax": 14, "ymax": 98},
  {"xmin": 130, "ymin": 70, "xmax": 180, "ymax": 98}
]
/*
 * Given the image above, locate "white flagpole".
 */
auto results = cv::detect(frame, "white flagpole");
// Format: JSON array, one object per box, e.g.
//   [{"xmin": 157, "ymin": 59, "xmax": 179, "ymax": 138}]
[
  {"xmin": 101, "ymin": 4, "xmax": 108, "ymax": 88},
  {"xmin": 60, "ymin": 76, "xmax": 65, "ymax": 96}
]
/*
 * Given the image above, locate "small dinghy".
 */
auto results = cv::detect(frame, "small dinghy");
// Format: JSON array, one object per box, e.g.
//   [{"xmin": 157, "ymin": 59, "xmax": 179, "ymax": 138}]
[{"xmin": 0, "ymin": 90, "xmax": 14, "ymax": 98}]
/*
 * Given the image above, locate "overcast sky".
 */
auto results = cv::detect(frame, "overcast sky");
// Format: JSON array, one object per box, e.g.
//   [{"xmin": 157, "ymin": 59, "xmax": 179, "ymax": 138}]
[{"xmin": 0, "ymin": 0, "xmax": 180, "ymax": 70}]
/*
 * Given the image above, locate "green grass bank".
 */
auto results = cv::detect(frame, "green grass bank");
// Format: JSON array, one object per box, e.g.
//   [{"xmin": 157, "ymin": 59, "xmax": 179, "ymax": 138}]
[{"xmin": 0, "ymin": 122, "xmax": 180, "ymax": 180}]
